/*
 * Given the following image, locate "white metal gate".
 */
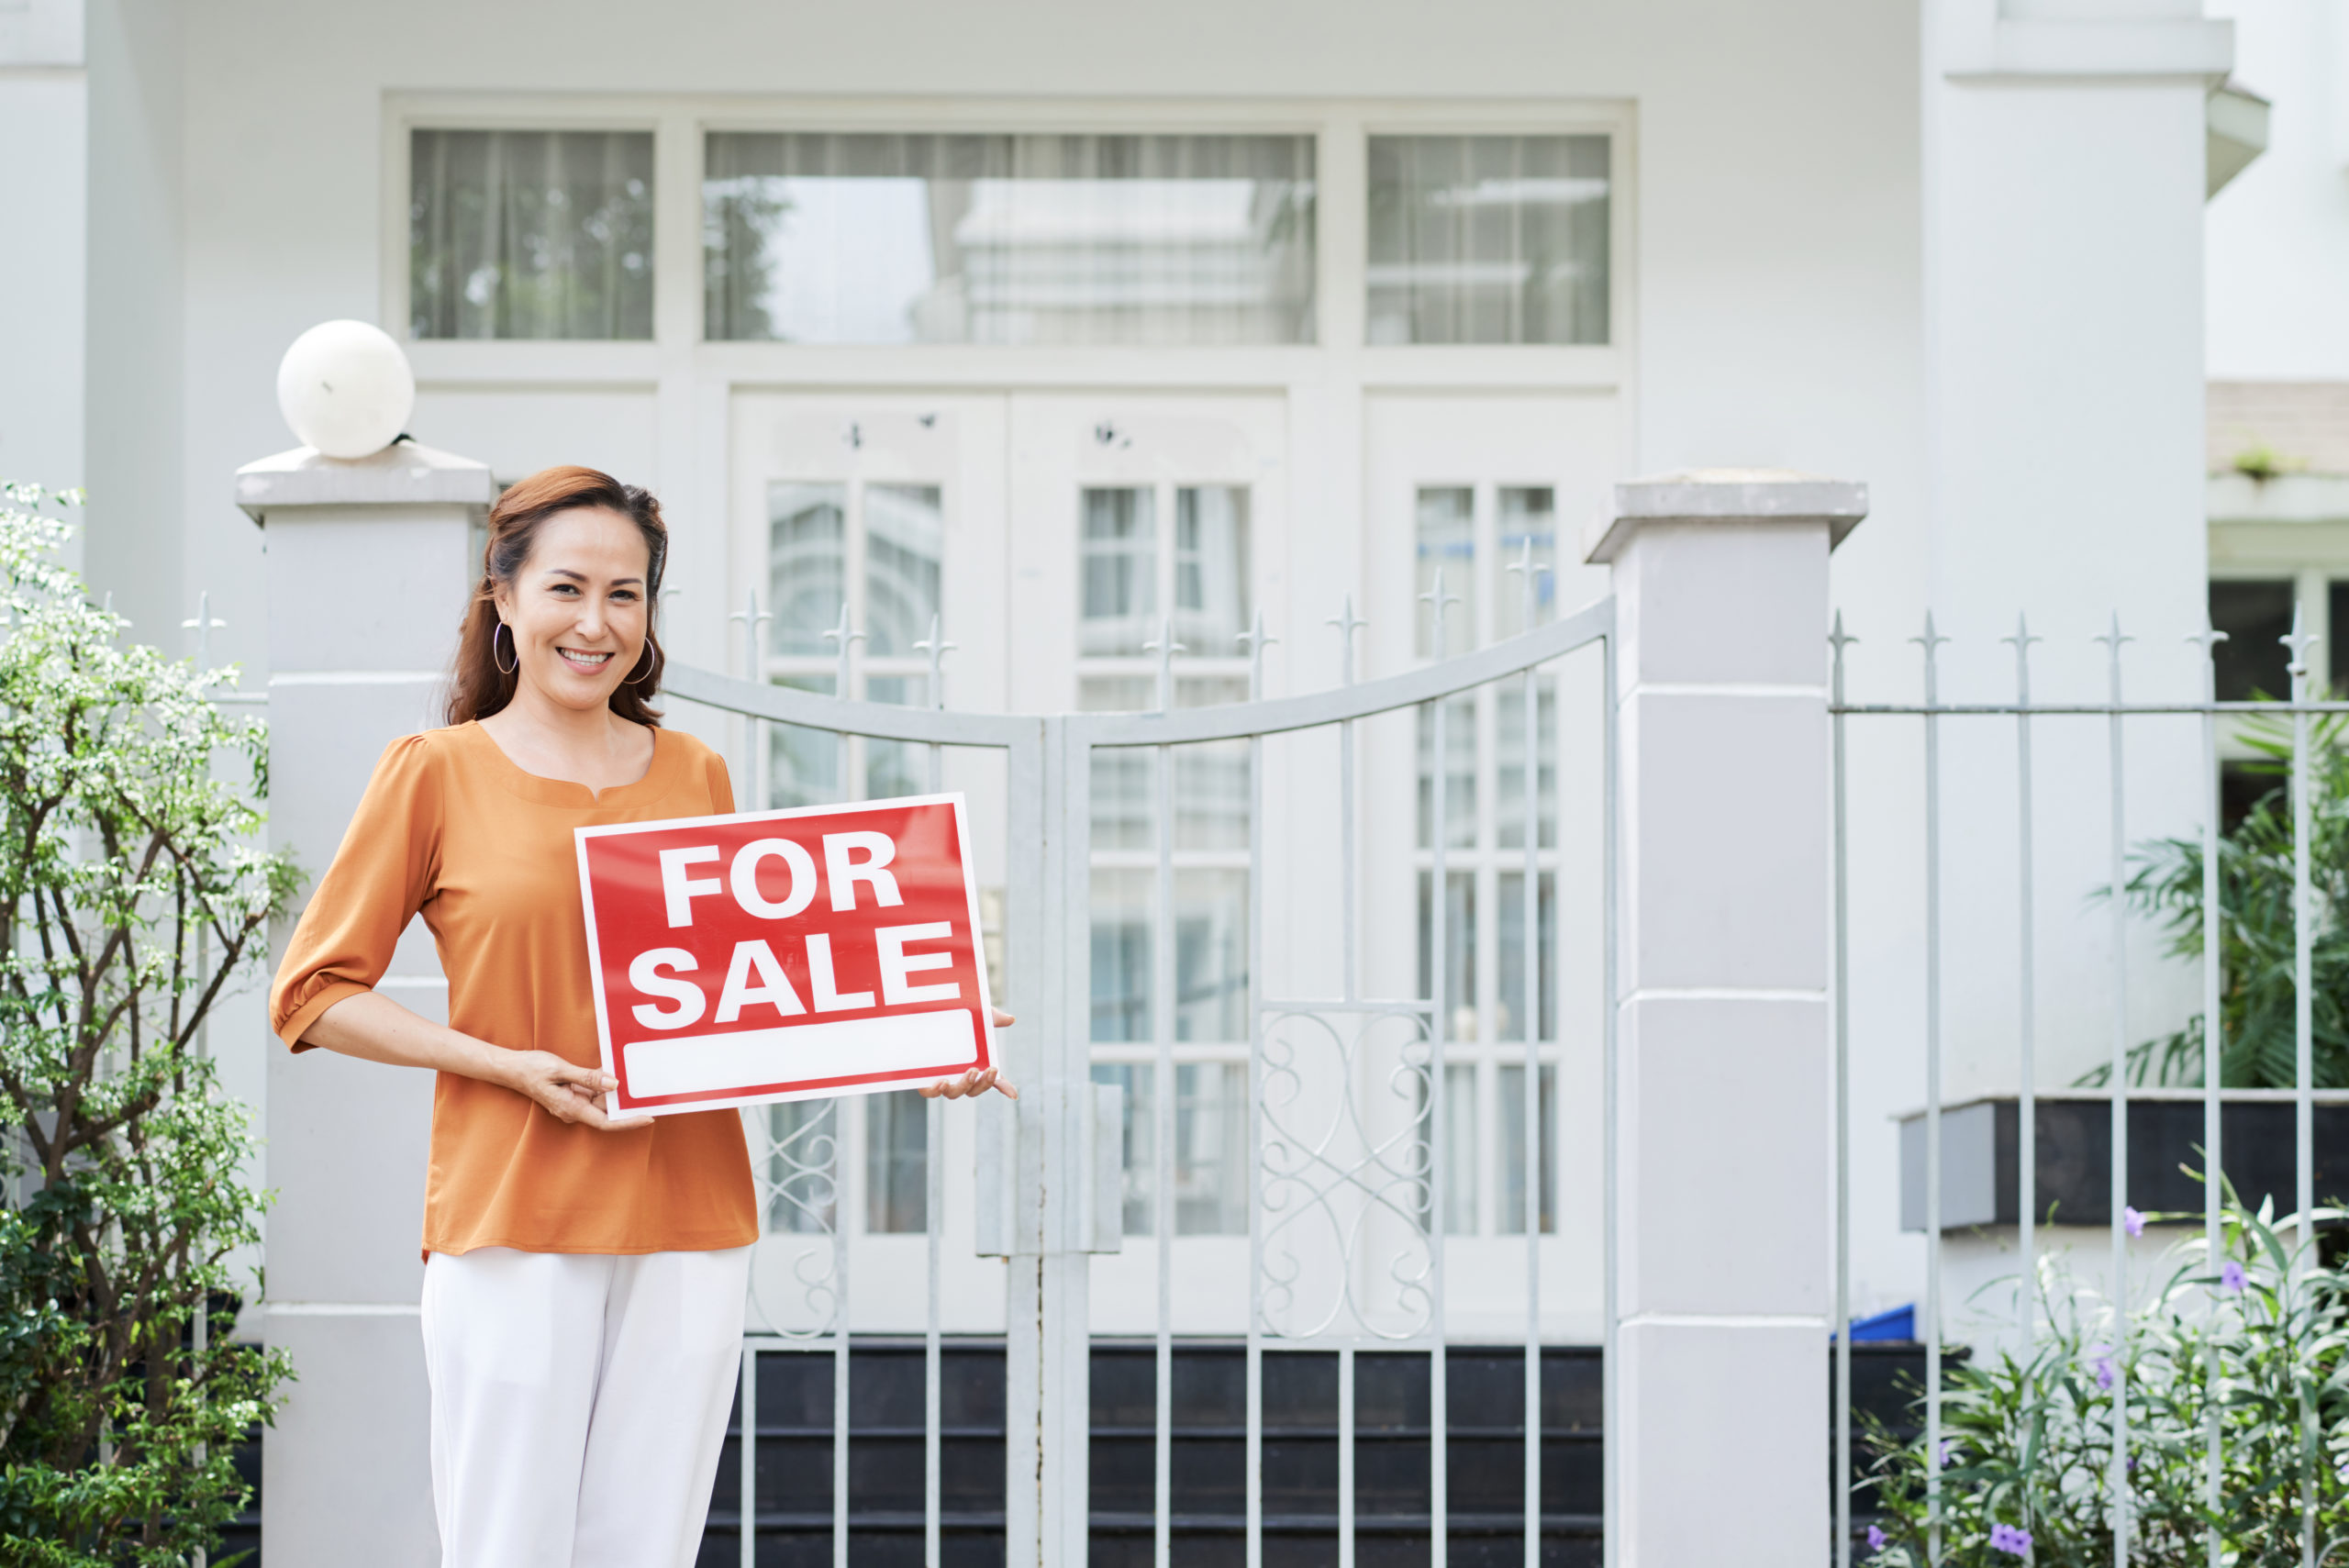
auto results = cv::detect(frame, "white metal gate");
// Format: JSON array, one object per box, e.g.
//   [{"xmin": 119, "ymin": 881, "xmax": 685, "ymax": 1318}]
[{"xmin": 661, "ymin": 583, "xmax": 1615, "ymax": 1567}]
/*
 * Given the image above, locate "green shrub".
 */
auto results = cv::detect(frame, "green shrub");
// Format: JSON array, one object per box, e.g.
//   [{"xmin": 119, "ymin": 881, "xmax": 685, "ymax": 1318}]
[
  {"xmin": 1865, "ymin": 1195, "xmax": 2349, "ymax": 1565},
  {"xmin": 0, "ymin": 485, "xmax": 296, "ymax": 1563},
  {"xmin": 2099, "ymin": 708, "xmax": 2349, "ymax": 1089}
]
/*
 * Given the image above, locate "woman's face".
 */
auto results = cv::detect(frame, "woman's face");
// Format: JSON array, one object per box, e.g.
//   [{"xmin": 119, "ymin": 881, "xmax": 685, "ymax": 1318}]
[{"xmin": 492, "ymin": 506, "xmax": 653, "ymax": 716}]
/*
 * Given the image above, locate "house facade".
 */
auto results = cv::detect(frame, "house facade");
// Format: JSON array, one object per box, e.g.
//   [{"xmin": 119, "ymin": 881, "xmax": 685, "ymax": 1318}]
[{"xmin": 0, "ymin": 0, "xmax": 2257, "ymax": 1560}]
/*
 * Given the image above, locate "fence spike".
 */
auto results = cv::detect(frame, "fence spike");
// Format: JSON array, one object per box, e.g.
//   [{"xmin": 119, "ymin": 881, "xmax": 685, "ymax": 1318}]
[
  {"xmin": 181, "ymin": 590, "xmax": 228, "ymax": 668},
  {"xmin": 1419, "ymin": 568, "xmax": 1463, "ymax": 661},
  {"xmin": 914, "ymin": 613, "xmax": 959, "ymax": 710},
  {"xmin": 2281, "ymin": 599, "xmax": 2319, "ymax": 682},
  {"xmin": 1326, "ymin": 595, "xmax": 1367, "ymax": 687},
  {"xmin": 1238, "ymin": 608, "xmax": 1278, "ymax": 703},
  {"xmin": 1143, "ymin": 615, "xmax": 1186, "ymax": 714}
]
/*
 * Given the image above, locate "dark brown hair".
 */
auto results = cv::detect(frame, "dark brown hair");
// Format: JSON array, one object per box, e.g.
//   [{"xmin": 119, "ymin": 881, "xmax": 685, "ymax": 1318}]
[{"xmin": 445, "ymin": 465, "xmax": 669, "ymax": 728}]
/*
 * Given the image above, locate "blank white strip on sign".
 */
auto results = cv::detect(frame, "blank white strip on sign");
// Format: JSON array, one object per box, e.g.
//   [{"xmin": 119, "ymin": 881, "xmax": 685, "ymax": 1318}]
[{"xmin": 624, "ymin": 1008, "xmax": 977, "ymax": 1099}]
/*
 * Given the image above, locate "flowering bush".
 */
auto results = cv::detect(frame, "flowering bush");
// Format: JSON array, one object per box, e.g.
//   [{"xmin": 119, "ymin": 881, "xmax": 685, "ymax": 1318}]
[
  {"xmin": 1864, "ymin": 1193, "xmax": 2349, "ymax": 1566},
  {"xmin": 0, "ymin": 487, "xmax": 296, "ymax": 1563}
]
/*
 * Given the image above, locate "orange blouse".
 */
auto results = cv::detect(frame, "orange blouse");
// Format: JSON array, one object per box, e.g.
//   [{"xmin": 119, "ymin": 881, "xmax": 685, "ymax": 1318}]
[{"xmin": 271, "ymin": 721, "xmax": 759, "ymax": 1257}]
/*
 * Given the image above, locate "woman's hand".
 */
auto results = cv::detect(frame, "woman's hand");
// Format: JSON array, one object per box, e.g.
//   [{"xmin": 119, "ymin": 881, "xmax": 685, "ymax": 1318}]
[
  {"xmin": 919, "ymin": 1008, "xmax": 1019, "ymax": 1100},
  {"xmin": 498, "ymin": 1049, "xmax": 653, "ymax": 1131}
]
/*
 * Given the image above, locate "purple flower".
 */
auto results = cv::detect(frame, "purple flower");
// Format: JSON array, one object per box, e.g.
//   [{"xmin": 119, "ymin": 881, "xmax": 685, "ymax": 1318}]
[
  {"xmin": 2221, "ymin": 1259, "xmax": 2247, "ymax": 1295},
  {"xmin": 1988, "ymin": 1522, "xmax": 2035, "ymax": 1556},
  {"xmin": 2124, "ymin": 1206, "xmax": 2146, "ymax": 1238},
  {"xmin": 1866, "ymin": 1524, "xmax": 1888, "ymax": 1553},
  {"xmin": 2089, "ymin": 1347, "xmax": 2116, "ymax": 1390},
  {"xmin": 1940, "ymin": 1439, "xmax": 1956, "ymax": 1466}
]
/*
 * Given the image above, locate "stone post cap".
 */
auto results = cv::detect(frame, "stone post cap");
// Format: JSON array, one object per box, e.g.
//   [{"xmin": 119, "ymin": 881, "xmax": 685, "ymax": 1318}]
[
  {"xmin": 1586, "ymin": 467, "xmax": 1868, "ymax": 564},
  {"xmin": 235, "ymin": 439, "xmax": 497, "ymax": 524}
]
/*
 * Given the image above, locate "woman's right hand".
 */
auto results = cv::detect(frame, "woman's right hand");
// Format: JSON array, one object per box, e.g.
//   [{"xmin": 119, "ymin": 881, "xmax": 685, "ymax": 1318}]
[{"xmin": 498, "ymin": 1049, "xmax": 653, "ymax": 1131}]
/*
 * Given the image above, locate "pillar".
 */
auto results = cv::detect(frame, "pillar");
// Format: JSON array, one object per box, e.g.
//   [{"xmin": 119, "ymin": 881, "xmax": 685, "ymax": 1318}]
[
  {"xmin": 1590, "ymin": 469, "xmax": 1866, "ymax": 1565},
  {"xmin": 236, "ymin": 439, "xmax": 495, "ymax": 1563}
]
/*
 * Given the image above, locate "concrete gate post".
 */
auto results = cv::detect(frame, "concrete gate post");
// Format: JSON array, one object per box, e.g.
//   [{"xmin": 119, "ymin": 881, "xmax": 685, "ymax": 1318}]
[
  {"xmin": 236, "ymin": 440, "xmax": 496, "ymax": 1564},
  {"xmin": 1587, "ymin": 470, "xmax": 1865, "ymax": 1565}
]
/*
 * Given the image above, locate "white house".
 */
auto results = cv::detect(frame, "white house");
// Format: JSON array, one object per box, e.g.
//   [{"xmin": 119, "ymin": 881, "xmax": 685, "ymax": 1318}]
[{"xmin": 0, "ymin": 0, "xmax": 2266, "ymax": 1562}]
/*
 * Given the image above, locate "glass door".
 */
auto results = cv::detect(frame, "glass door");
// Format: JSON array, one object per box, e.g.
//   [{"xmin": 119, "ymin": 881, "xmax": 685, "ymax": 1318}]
[
  {"xmin": 1008, "ymin": 393, "xmax": 1287, "ymax": 1333},
  {"xmin": 728, "ymin": 392, "xmax": 1010, "ymax": 1334},
  {"xmin": 1361, "ymin": 392, "xmax": 1616, "ymax": 1340}
]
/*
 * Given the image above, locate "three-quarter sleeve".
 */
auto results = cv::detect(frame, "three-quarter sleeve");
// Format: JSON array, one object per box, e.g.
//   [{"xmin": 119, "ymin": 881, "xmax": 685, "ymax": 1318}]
[{"xmin": 271, "ymin": 733, "xmax": 445, "ymax": 1051}]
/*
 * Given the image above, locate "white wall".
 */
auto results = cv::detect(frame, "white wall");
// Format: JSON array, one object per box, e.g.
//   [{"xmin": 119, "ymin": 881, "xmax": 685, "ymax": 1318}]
[
  {"xmin": 2206, "ymin": 0, "xmax": 2349, "ymax": 379},
  {"xmin": 1831, "ymin": 0, "xmax": 2225, "ymax": 1324},
  {"xmin": 0, "ymin": 0, "xmax": 86, "ymax": 539},
  {"xmin": 83, "ymin": 0, "xmax": 183, "ymax": 646}
]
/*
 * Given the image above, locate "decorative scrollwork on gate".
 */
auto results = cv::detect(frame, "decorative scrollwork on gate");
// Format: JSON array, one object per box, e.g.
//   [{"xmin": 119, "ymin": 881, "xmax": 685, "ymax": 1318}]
[
  {"xmin": 744, "ymin": 1098, "xmax": 843, "ymax": 1340},
  {"xmin": 1258, "ymin": 1006, "xmax": 1437, "ymax": 1342}
]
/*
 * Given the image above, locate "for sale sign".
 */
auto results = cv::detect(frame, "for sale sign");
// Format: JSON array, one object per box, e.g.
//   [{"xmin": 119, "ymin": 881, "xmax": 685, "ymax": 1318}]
[{"xmin": 574, "ymin": 794, "xmax": 994, "ymax": 1117}]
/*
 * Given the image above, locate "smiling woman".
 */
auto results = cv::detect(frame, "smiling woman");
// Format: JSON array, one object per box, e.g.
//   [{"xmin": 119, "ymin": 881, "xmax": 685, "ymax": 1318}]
[{"xmin": 268, "ymin": 463, "xmax": 1008, "ymax": 1566}]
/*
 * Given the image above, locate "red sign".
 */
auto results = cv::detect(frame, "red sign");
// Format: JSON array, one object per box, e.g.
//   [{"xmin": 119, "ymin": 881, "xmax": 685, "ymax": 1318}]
[{"xmin": 574, "ymin": 794, "xmax": 995, "ymax": 1117}]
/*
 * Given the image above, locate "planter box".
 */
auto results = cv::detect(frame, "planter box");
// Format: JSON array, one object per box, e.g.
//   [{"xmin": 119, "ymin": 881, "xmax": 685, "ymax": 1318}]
[{"xmin": 1897, "ymin": 1097, "xmax": 2349, "ymax": 1232}]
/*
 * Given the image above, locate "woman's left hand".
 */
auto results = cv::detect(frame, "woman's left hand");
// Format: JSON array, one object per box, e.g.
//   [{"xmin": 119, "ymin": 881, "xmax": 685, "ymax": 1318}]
[{"xmin": 920, "ymin": 1008, "xmax": 1019, "ymax": 1100}]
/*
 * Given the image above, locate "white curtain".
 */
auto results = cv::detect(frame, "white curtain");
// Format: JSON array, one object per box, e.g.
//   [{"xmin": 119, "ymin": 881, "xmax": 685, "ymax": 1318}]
[
  {"xmin": 410, "ymin": 129, "xmax": 654, "ymax": 340},
  {"xmin": 1365, "ymin": 134, "xmax": 1610, "ymax": 346}
]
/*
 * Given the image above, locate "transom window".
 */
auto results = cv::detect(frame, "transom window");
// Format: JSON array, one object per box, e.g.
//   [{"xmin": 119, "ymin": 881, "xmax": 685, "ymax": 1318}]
[
  {"xmin": 1367, "ymin": 135, "xmax": 1611, "ymax": 347},
  {"xmin": 703, "ymin": 133, "xmax": 1318, "ymax": 346},
  {"xmin": 409, "ymin": 128, "xmax": 654, "ymax": 340},
  {"xmin": 402, "ymin": 123, "xmax": 1615, "ymax": 349}
]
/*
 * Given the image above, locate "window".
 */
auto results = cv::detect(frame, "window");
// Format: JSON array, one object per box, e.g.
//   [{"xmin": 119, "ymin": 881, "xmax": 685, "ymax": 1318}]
[
  {"xmin": 866, "ymin": 1094, "xmax": 928, "ymax": 1234},
  {"xmin": 1431, "ymin": 1062, "xmax": 1556, "ymax": 1237},
  {"xmin": 705, "ymin": 133, "xmax": 1317, "ymax": 344},
  {"xmin": 409, "ymin": 129, "xmax": 654, "ymax": 340},
  {"xmin": 1090, "ymin": 1062, "xmax": 1251, "ymax": 1236},
  {"xmin": 763, "ymin": 479, "xmax": 947, "ymax": 806},
  {"xmin": 1081, "ymin": 485, "xmax": 1255, "ymax": 1236},
  {"xmin": 2210, "ymin": 579, "xmax": 2295, "ymax": 701},
  {"xmin": 1366, "ymin": 135, "xmax": 1610, "ymax": 346},
  {"xmin": 1080, "ymin": 484, "xmax": 1251, "ymax": 658},
  {"xmin": 1412, "ymin": 481, "xmax": 1563, "ymax": 1232}
]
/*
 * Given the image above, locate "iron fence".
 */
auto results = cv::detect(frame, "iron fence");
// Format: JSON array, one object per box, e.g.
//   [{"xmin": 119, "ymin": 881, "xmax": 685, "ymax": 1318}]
[
  {"xmin": 662, "ymin": 582, "xmax": 1614, "ymax": 1567},
  {"xmin": 1832, "ymin": 607, "xmax": 2349, "ymax": 1568}
]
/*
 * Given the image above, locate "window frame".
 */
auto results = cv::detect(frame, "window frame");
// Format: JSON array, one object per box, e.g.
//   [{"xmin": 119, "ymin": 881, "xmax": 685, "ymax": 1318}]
[{"xmin": 384, "ymin": 94, "xmax": 1635, "ymax": 380}]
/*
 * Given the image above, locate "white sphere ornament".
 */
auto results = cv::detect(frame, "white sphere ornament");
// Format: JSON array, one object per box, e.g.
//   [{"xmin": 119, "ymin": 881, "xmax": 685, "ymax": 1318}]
[{"xmin": 275, "ymin": 319, "xmax": 416, "ymax": 459}]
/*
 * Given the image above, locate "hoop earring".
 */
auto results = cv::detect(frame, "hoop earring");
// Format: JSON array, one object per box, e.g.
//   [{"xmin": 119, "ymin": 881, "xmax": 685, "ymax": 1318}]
[
  {"xmin": 493, "ymin": 622, "xmax": 517, "ymax": 676},
  {"xmin": 627, "ymin": 639, "xmax": 657, "ymax": 686}
]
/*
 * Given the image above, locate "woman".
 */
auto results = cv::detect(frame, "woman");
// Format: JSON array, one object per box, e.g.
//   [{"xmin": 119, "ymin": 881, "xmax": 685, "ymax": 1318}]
[{"xmin": 271, "ymin": 465, "xmax": 1010, "ymax": 1567}]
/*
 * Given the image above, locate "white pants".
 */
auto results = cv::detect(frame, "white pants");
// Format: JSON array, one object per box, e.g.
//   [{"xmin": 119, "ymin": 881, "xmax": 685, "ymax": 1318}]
[{"xmin": 420, "ymin": 1245, "xmax": 751, "ymax": 1568}]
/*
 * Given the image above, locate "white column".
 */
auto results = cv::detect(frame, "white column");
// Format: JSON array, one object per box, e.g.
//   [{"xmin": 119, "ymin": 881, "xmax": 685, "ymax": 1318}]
[
  {"xmin": 1909, "ymin": 0, "xmax": 2223, "ymax": 1277},
  {"xmin": 1590, "ymin": 470, "xmax": 1865, "ymax": 1567},
  {"xmin": 237, "ymin": 439, "xmax": 495, "ymax": 1564}
]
